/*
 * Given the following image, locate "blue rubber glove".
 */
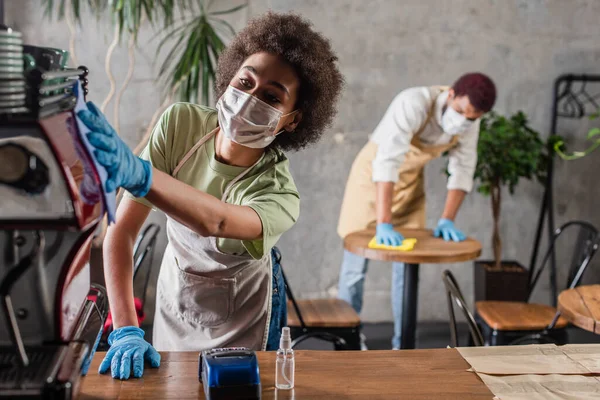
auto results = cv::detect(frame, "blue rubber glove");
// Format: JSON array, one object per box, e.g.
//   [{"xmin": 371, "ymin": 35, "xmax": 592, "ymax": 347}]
[
  {"xmin": 76, "ymin": 102, "xmax": 152, "ymax": 197},
  {"xmin": 99, "ymin": 326, "xmax": 160, "ymax": 380},
  {"xmin": 376, "ymin": 223, "xmax": 405, "ymax": 247},
  {"xmin": 433, "ymin": 219, "xmax": 466, "ymax": 242}
]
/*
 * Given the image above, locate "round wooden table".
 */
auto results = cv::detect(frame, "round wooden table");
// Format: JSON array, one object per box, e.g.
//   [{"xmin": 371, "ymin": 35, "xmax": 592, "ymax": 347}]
[
  {"xmin": 344, "ymin": 228, "xmax": 482, "ymax": 349},
  {"xmin": 557, "ymin": 285, "xmax": 600, "ymax": 334}
]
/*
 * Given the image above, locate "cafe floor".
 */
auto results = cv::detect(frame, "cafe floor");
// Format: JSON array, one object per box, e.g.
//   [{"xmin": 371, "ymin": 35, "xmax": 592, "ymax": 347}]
[
  {"xmin": 293, "ymin": 322, "xmax": 600, "ymax": 350},
  {"xmin": 140, "ymin": 321, "xmax": 600, "ymax": 350}
]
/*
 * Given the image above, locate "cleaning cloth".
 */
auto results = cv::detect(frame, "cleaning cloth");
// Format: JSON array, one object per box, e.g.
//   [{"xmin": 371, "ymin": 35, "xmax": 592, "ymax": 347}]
[
  {"xmin": 368, "ymin": 237, "xmax": 417, "ymax": 251},
  {"xmin": 73, "ymin": 80, "xmax": 116, "ymax": 223}
]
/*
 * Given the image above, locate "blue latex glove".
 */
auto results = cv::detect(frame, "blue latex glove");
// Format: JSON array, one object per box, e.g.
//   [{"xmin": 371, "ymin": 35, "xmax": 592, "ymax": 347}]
[
  {"xmin": 99, "ymin": 326, "xmax": 160, "ymax": 380},
  {"xmin": 76, "ymin": 102, "xmax": 152, "ymax": 197},
  {"xmin": 376, "ymin": 223, "xmax": 405, "ymax": 247},
  {"xmin": 434, "ymin": 218, "xmax": 466, "ymax": 242}
]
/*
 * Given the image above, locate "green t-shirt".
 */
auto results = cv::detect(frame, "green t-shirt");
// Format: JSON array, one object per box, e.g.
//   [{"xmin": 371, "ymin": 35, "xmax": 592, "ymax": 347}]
[{"xmin": 126, "ymin": 102, "xmax": 300, "ymax": 259}]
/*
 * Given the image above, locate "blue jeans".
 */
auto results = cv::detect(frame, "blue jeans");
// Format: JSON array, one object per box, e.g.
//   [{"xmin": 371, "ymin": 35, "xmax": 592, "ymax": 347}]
[
  {"xmin": 338, "ymin": 250, "xmax": 407, "ymax": 349},
  {"xmin": 266, "ymin": 247, "xmax": 287, "ymax": 350}
]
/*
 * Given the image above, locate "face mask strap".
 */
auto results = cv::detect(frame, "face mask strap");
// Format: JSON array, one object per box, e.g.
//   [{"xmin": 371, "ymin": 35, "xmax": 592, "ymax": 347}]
[{"xmin": 274, "ymin": 109, "xmax": 299, "ymax": 135}]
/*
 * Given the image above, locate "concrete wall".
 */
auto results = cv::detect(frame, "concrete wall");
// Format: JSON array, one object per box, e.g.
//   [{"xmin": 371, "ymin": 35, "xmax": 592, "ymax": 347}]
[{"xmin": 7, "ymin": 0, "xmax": 600, "ymax": 323}]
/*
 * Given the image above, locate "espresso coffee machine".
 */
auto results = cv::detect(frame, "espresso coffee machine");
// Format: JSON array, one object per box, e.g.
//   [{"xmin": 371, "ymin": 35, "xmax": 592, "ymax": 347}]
[{"xmin": 0, "ymin": 28, "xmax": 108, "ymax": 399}]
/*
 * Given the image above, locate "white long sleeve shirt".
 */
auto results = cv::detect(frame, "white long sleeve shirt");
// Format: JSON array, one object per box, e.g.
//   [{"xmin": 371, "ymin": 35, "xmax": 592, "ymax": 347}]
[{"xmin": 370, "ymin": 86, "xmax": 479, "ymax": 193}]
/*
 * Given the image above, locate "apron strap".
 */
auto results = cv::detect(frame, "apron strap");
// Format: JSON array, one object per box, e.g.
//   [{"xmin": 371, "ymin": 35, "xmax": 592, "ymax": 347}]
[
  {"xmin": 171, "ymin": 125, "xmax": 262, "ymax": 203},
  {"xmin": 449, "ymin": 134, "xmax": 461, "ymax": 146},
  {"xmin": 411, "ymin": 86, "xmax": 445, "ymax": 143},
  {"xmin": 172, "ymin": 127, "xmax": 220, "ymax": 177},
  {"xmin": 410, "ymin": 86, "xmax": 460, "ymax": 152},
  {"xmin": 220, "ymin": 156, "xmax": 262, "ymax": 202}
]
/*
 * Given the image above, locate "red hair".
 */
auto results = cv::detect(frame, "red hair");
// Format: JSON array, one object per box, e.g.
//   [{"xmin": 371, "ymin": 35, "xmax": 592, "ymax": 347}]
[{"xmin": 452, "ymin": 73, "xmax": 496, "ymax": 113}]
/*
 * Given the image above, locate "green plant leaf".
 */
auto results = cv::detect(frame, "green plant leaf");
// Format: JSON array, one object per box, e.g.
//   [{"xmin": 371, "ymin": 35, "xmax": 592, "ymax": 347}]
[
  {"xmin": 43, "ymin": 0, "xmax": 54, "ymax": 17},
  {"xmin": 477, "ymin": 183, "xmax": 491, "ymax": 196},
  {"xmin": 201, "ymin": 38, "xmax": 210, "ymax": 105},
  {"xmin": 42, "ymin": 0, "xmax": 102, "ymax": 22},
  {"xmin": 209, "ymin": 4, "xmax": 246, "ymax": 16},
  {"xmin": 208, "ymin": 17, "xmax": 236, "ymax": 36},
  {"xmin": 58, "ymin": 0, "xmax": 66, "ymax": 19},
  {"xmin": 142, "ymin": 0, "xmax": 153, "ymax": 24},
  {"xmin": 555, "ymin": 137, "xmax": 600, "ymax": 160},
  {"xmin": 207, "ymin": 24, "xmax": 225, "ymax": 54},
  {"xmin": 73, "ymin": 0, "xmax": 81, "ymax": 19},
  {"xmin": 156, "ymin": 4, "xmax": 243, "ymax": 104},
  {"xmin": 587, "ymin": 127, "xmax": 600, "ymax": 139}
]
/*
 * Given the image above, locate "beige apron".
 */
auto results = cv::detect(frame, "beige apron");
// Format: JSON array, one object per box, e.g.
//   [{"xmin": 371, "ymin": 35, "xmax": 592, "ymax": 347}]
[
  {"xmin": 337, "ymin": 87, "xmax": 459, "ymax": 238},
  {"xmin": 153, "ymin": 128, "xmax": 272, "ymax": 351}
]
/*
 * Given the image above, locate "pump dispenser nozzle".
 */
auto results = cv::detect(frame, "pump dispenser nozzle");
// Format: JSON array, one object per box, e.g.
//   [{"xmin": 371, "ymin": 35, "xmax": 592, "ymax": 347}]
[{"xmin": 280, "ymin": 327, "xmax": 291, "ymax": 350}]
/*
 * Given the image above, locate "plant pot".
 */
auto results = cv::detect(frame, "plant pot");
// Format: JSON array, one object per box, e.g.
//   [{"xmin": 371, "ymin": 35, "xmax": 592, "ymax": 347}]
[{"xmin": 474, "ymin": 260, "xmax": 529, "ymax": 302}]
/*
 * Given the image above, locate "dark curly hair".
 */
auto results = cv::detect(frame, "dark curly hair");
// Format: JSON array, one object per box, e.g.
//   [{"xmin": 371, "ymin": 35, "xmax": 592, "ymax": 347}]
[{"xmin": 216, "ymin": 12, "xmax": 344, "ymax": 152}]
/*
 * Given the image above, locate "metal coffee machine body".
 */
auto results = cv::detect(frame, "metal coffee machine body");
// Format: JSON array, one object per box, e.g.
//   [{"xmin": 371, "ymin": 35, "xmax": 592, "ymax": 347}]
[{"xmin": 0, "ymin": 32, "xmax": 108, "ymax": 399}]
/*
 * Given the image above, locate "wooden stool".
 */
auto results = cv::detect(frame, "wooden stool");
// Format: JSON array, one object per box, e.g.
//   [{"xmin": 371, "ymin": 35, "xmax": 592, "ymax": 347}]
[
  {"xmin": 286, "ymin": 298, "xmax": 362, "ymax": 350},
  {"xmin": 558, "ymin": 285, "xmax": 600, "ymax": 334},
  {"xmin": 476, "ymin": 301, "xmax": 568, "ymax": 331},
  {"xmin": 287, "ymin": 299, "xmax": 361, "ymax": 328}
]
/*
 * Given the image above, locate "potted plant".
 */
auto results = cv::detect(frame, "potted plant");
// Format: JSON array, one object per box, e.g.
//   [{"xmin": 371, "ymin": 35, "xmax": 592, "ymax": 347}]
[{"xmin": 471, "ymin": 111, "xmax": 548, "ymax": 302}]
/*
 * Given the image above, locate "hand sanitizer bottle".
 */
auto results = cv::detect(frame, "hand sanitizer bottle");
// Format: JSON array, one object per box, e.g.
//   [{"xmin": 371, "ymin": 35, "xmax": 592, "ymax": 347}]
[{"xmin": 275, "ymin": 327, "xmax": 294, "ymax": 389}]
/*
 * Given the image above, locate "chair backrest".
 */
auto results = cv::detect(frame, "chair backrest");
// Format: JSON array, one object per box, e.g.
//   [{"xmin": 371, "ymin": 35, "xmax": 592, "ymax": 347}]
[
  {"xmin": 527, "ymin": 221, "xmax": 600, "ymax": 302},
  {"xmin": 442, "ymin": 270, "xmax": 484, "ymax": 347},
  {"xmin": 272, "ymin": 247, "xmax": 307, "ymax": 329},
  {"xmin": 132, "ymin": 223, "xmax": 161, "ymax": 306}
]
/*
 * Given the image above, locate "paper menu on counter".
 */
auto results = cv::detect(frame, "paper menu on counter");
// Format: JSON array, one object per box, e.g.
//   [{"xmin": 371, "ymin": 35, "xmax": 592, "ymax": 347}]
[
  {"xmin": 73, "ymin": 80, "xmax": 116, "ymax": 223},
  {"xmin": 477, "ymin": 373, "xmax": 600, "ymax": 400},
  {"xmin": 561, "ymin": 344, "xmax": 600, "ymax": 374},
  {"xmin": 457, "ymin": 344, "xmax": 590, "ymax": 375}
]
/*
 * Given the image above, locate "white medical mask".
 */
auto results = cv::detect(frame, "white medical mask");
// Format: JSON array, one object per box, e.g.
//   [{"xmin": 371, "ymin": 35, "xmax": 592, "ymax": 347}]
[
  {"xmin": 216, "ymin": 85, "xmax": 297, "ymax": 149},
  {"xmin": 441, "ymin": 105, "xmax": 473, "ymax": 135}
]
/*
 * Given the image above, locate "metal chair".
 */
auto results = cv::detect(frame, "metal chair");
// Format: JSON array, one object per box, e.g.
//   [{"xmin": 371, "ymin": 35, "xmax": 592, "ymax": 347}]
[
  {"xmin": 476, "ymin": 221, "xmax": 600, "ymax": 346},
  {"xmin": 443, "ymin": 270, "xmax": 484, "ymax": 347},
  {"xmin": 275, "ymin": 249, "xmax": 361, "ymax": 350},
  {"xmin": 444, "ymin": 270, "xmax": 559, "ymax": 348}
]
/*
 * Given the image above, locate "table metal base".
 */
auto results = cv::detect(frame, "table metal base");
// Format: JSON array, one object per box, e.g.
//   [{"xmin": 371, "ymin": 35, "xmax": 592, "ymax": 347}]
[{"xmin": 400, "ymin": 263, "xmax": 420, "ymax": 349}]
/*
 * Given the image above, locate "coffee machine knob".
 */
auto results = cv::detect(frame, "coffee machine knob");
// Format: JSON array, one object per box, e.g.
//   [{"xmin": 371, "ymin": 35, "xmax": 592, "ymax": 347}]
[{"xmin": 0, "ymin": 143, "xmax": 50, "ymax": 195}]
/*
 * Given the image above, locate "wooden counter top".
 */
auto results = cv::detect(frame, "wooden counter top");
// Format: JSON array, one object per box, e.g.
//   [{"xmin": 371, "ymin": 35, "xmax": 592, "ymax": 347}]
[{"xmin": 80, "ymin": 349, "xmax": 492, "ymax": 399}]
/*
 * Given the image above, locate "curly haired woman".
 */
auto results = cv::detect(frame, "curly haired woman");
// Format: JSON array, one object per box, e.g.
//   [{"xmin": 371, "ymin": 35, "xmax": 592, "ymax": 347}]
[{"xmin": 77, "ymin": 12, "xmax": 344, "ymax": 379}]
